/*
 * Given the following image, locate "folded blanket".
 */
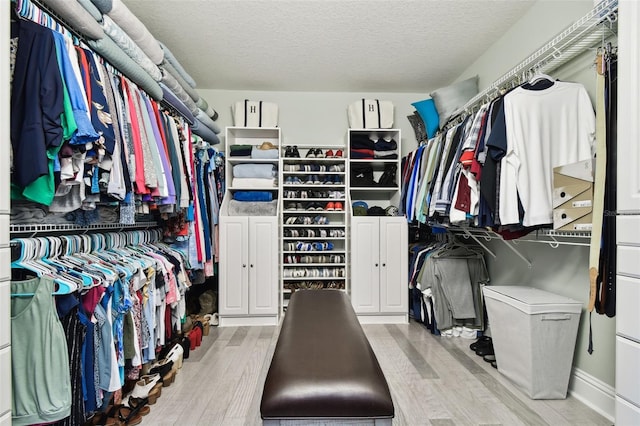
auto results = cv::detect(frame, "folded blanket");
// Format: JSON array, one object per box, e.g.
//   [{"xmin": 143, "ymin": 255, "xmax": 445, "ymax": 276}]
[
  {"xmin": 228, "ymin": 200, "xmax": 277, "ymax": 216},
  {"xmin": 158, "ymin": 41, "xmax": 197, "ymax": 88},
  {"xmin": 101, "ymin": 16, "xmax": 162, "ymax": 81},
  {"xmin": 251, "ymin": 147, "xmax": 279, "ymax": 159},
  {"xmin": 161, "ymin": 69, "xmax": 198, "ymax": 114},
  {"xmin": 106, "ymin": 0, "xmax": 164, "ymax": 64},
  {"xmin": 162, "ymin": 61, "xmax": 200, "ymax": 103},
  {"xmin": 87, "ymin": 36, "xmax": 163, "ymax": 100},
  {"xmin": 77, "ymin": 0, "xmax": 103, "ymax": 21},
  {"xmin": 350, "ymin": 148, "xmax": 374, "ymax": 159},
  {"xmin": 41, "ymin": 0, "xmax": 104, "ymax": 39},
  {"xmin": 374, "ymin": 149, "xmax": 399, "ymax": 159},
  {"xmin": 233, "ymin": 164, "xmax": 276, "ymax": 179},
  {"xmin": 232, "ymin": 177, "xmax": 277, "ymax": 188},
  {"xmin": 230, "ymin": 145, "xmax": 252, "ymax": 157},
  {"xmin": 233, "ymin": 191, "xmax": 273, "ymax": 202},
  {"xmin": 89, "ymin": 0, "xmax": 112, "ymax": 13},
  {"xmin": 160, "ymin": 83, "xmax": 195, "ymax": 124},
  {"xmin": 230, "ymin": 144, "xmax": 252, "ymax": 151},
  {"xmin": 195, "ymin": 109, "xmax": 221, "ymax": 134},
  {"xmin": 374, "ymin": 138, "xmax": 398, "ymax": 151},
  {"xmin": 190, "ymin": 118, "xmax": 220, "ymax": 145},
  {"xmin": 196, "ymin": 97, "xmax": 218, "ymax": 120}
]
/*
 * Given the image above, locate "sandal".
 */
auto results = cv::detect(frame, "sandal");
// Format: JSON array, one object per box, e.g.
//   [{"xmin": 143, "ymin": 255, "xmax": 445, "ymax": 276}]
[
  {"xmin": 88, "ymin": 411, "xmax": 123, "ymax": 426},
  {"xmin": 130, "ymin": 374, "xmax": 162, "ymax": 404},
  {"xmin": 110, "ymin": 405, "xmax": 144, "ymax": 426}
]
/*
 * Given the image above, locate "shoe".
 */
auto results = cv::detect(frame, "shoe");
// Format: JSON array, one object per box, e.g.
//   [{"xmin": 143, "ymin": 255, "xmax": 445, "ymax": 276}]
[
  {"xmin": 475, "ymin": 343, "xmax": 495, "ymax": 357},
  {"xmin": 483, "ymin": 354, "xmax": 497, "ymax": 364},
  {"xmin": 285, "ymin": 202, "xmax": 296, "ymax": 210},
  {"xmin": 334, "ymin": 202, "xmax": 343, "ymax": 211},
  {"xmin": 325, "ymin": 202, "xmax": 335, "ymax": 211},
  {"xmin": 305, "ymin": 148, "xmax": 316, "ymax": 158},
  {"xmin": 325, "ymin": 149, "xmax": 334, "ymax": 158},
  {"xmin": 334, "ymin": 149, "xmax": 343, "ymax": 158},
  {"xmin": 131, "ymin": 374, "xmax": 162, "ymax": 404},
  {"xmin": 284, "ymin": 146, "xmax": 293, "ymax": 158},
  {"xmin": 149, "ymin": 359, "xmax": 176, "ymax": 387},
  {"xmin": 165, "ymin": 342, "xmax": 184, "ymax": 369},
  {"xmin": 291, "ymin": 145, "xmax": 300, "ymax": 158},
  {"xmin": 313, "ymin": 175, "xmax": 322, "ymax": 184},
  {"xmin": 314, "ymin": 148, "xmax": 324, "ymax": 157},
  {"xmin": 469, "ymin": 336, "xmax": 492, "ymax": 351}
]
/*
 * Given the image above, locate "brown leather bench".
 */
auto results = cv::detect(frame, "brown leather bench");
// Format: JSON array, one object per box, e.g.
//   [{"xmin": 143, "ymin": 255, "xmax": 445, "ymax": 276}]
[{"xmin": 260, "ymin": 289, "xmax": 394, "ymax": 425}]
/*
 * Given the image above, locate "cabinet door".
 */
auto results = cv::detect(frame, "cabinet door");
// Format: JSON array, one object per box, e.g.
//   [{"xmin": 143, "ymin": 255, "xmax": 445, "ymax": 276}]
[
  {"xmin": 249, "ymin": 217, "xmax": 278, "ymax": 315},
  {"xmin": 219, "ymin": 217, "xmax": 249, "ymax": 315},
  {"xmin": 351, "ymin": 217, "xmax": 380, "ymax": 313},
  {"xmin": 379, "ymin": 218, "xmax": 408, "ymax": 313}
]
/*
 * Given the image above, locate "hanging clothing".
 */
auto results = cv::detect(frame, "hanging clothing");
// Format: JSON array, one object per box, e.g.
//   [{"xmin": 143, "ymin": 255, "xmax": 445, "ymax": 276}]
[{"xmin": 11, "ymin": 277, "xmax": 71, "ymax": 425}]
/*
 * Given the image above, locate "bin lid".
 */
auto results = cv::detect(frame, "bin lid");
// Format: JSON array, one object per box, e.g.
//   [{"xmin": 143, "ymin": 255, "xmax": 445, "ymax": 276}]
[{"xmin": 483, "ymin": 286, "xmax": 583, "ymax": 315}]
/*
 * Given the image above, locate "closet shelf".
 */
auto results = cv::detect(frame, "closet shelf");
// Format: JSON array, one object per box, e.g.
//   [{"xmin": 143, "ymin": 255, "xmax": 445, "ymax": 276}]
[
  {"xmin": 449, "ymin": 0, "xmax": 618, "ymax": 122},
  {"xmin": 10, "ymin": 222, "xmax": 160, "ymax": 236},
  {"xmin": 445, "ymin": 225, "xmax": 592, "ymax": 268}
]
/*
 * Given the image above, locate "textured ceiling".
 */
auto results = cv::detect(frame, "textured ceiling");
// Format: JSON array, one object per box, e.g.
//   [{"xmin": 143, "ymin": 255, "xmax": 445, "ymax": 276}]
[{"xmin": 122, "ymin": 0, "xmax": 536, "ymax": 93}]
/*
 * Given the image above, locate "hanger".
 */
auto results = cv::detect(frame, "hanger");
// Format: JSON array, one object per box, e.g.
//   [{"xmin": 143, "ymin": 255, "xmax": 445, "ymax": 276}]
[{"xmin": 527, "ymin": 65, "xmax": 555, "ymax": 84}]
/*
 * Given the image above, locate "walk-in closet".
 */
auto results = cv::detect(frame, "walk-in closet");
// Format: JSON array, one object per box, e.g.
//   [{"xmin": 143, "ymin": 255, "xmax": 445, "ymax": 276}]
[{"xmin": 2, "ymin": 0, "xmax": 638, "ymax": 425}]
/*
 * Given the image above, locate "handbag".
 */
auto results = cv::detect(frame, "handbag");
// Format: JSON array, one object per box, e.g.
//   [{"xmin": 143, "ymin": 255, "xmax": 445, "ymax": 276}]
[
  {"xmin": 348, "ymin": 99, "xmax": 394, "ymax": 129},
  {"xmin": 233, "ymin": 100, "xmax": 278, "ymax": 127}
]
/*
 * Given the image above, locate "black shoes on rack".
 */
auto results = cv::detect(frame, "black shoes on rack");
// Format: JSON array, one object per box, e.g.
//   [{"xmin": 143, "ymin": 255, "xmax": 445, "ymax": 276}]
[{"xmin": 285, "ymin": 146, "xmax": 301, "ymax": 158}]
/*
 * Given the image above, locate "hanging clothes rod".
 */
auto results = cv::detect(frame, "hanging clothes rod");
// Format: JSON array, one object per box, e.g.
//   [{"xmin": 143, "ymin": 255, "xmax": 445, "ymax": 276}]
[{"xmin": 449, "ymin": 0, "xmax": 618, "ymax": 122}]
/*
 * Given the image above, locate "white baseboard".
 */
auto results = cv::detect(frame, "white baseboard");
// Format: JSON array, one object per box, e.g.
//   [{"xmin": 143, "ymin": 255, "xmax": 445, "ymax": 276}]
[{"xmin": 569, "ymin": 367, "xmax": 616, "ymax": 422}]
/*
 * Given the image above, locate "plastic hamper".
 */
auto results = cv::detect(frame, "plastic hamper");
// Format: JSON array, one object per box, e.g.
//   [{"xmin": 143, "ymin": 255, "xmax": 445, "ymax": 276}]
[{"xmin": 482, "ymin": 286, "xmax": 582, "ymax": 399}]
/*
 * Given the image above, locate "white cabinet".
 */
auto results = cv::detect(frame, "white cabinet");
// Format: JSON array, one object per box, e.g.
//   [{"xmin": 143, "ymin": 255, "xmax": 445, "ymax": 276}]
[
  {"xmin": 351, "ymin": 216, "xmax": 408, "ymax": 323},
  {"xmin": 219, "ymin": 126, "xmax": 281, "ymax": 326},
  {"xmin": 219, "ymin": 216, "xmax": 279, "ymax": 325},
  {"xmin": 616, "ymin": 2, "xmax": 640, "ymax": 424}
]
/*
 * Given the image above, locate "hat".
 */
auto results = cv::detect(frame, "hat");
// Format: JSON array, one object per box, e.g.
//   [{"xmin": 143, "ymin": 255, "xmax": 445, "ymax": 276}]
[
  {"xmin": 353, "ymin": 206, "xmax": 367, "ymax": 216},
  {"xmin": 367, "ymin": 206, "xmax": 386, "ymax": 216},
  {"xmin": 258, "ymin": 141, "xmax": 278, "ymax": 150},
  {"xmin": 385, "ymin": 205, "xmax": 399, "ymax": 216},
  {"xmin": 352, "ymin": 201, "xmax": 368, "ymax": 210}
]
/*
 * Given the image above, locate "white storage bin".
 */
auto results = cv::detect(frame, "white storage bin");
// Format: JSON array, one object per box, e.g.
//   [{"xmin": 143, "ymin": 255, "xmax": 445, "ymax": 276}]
[{"xmin": 483, "ymin": 285, "xmax": 582, "ymax": 399}]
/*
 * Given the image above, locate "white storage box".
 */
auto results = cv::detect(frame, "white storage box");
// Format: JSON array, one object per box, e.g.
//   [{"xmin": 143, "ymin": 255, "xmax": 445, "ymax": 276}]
[
  {"xmin": 483, "ymin": 286, "xmax": 582, "ymax": 399},
  {"xmin": 233, "ymin": 100, "xmax": 278, "ymax": 127},
  {"xmin": 348, "ymin": 99, "xmax": 394, "ymax": 129}
]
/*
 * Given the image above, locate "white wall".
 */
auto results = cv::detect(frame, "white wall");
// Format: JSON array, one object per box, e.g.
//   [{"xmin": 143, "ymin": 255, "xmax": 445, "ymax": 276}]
[{"xmin": 198, "ymin": 89, "xmax": 428, "ymax": 157}]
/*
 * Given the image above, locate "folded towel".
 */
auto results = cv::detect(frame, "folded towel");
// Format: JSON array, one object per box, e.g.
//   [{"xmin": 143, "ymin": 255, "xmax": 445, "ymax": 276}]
[
  {"xmin": 232, "ymin": 178, "xmax": 277, "ymax": 188},
  {"xmin": 162, "ymin": 61, "xmax": 200, "ymax": 103},
  {"xmin": 161, "ymin": 69, "xmax": 198, "ymax": 114},
  {"xmin": 41, "ymin": 0, "xmax": 104, "ymax": 39},
  {"xmin": 228, "ymin": 200, "xmax": 277, "ymax": 216},
  {"xmin": 77, "ymin": 0, "xmax": 103, "ymax": 21},
  {"xmin": 229, "ymin": 145, "xmax": 252, "ymax": 157},
  {"xmin": 158, "ymin": 41, "xmax": 197, "ymax": 88},
  {"xmin": 233, "ymin": 191, "xmax": 273, "ymax": 202},
  {"xmin": 195, "ymin": 109, "xmax": 221, "ymax": 134},
  {"xmin": 107, "ymin": 0, "xmax": 164, "ymax": 64},
  {"xmin": 160, "ymin": 83, "xmax": 195, "ymax": 124},
  {"xmin": 251, "ymin": 146, "xmax": 279, "ymax": 159},
  {"xmin": 233, "ymin": 164, "xmax": 276, "ymax": 179},
  {"xmin": 101, "ymin": 16, "xmax": 162, "ymax": 81},
  {"xmin": 87, "ymin": 36, "xmax": 163, "ymax": 100},
  {"xmin": 89, "ymin": 0, "xmax": 112, "ymax": 13},
  {"xmin": 190, "ymin": 118, "xmax": 220, "ymax": 145}
]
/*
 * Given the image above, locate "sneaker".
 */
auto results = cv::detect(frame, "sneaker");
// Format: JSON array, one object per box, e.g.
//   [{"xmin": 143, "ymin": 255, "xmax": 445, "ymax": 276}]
[
  {"xmin": 314, "ymin": 148, "xmax": 323, "ymax": 157},
  {"xmin": 325, "ymin": 149, "xmax": 334, "ymax": 158},
  {"xmin": 334, "ymin": 149, "xmax": 343, "ymax": 158},
  {"xmin": 325, "ymin": 202, "xmax": 335, "ymax": 211},
  {"xmin": 305, "ymin": 149, "xmax": 316, "ymax": 158},
  {"xmin": 285, "ymin": 202, "xmax": 296, "ymax": 210},
  {"xmin": 291, "ymin": 145, "xmax": 300, "ymax": 158},
  {"xmin": 334, "ymin": 202, "xmax": 343, "ymax": 211}
]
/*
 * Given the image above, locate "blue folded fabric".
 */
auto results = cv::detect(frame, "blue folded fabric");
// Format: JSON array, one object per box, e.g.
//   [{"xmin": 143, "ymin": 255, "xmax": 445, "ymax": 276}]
[
  {"xmin": 251, "ymin": 147, "xmax": 279, "ymax": 159},
  {"xmin": 191, "ymin": 118, "xmax": 220, "ymax": 145},
  {"xmin": 159, "ymin": 83, "xmax": 195, "ymax": 124},
  {"xmin": 233, "ymin": 191, "xmax": 273, "ymax": 202},
  {"xmin": 233, "ymin": 163, "xmax": 276, "ymax": 179},
  {"xmin": 195, "ymin": 109, "xmax": 221, "ymax": 134}
]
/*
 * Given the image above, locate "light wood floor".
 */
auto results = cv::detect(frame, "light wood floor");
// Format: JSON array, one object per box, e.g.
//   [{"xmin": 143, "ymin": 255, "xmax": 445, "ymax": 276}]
[{"xmin": 140, "ymin": 321, "xmax": 611, "ymax": 425}]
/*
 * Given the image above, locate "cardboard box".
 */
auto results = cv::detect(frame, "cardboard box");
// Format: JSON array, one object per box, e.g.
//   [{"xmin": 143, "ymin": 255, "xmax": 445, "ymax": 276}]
[{"xmin": 553, "ymin": 159, "xmax": 594, "ymax": 231}]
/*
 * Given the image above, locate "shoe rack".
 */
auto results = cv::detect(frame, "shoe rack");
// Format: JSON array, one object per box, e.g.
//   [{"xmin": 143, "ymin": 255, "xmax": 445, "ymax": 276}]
[{"xmin": 279, "ymin": 145, "xmax": 348, "ymax": 311}]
